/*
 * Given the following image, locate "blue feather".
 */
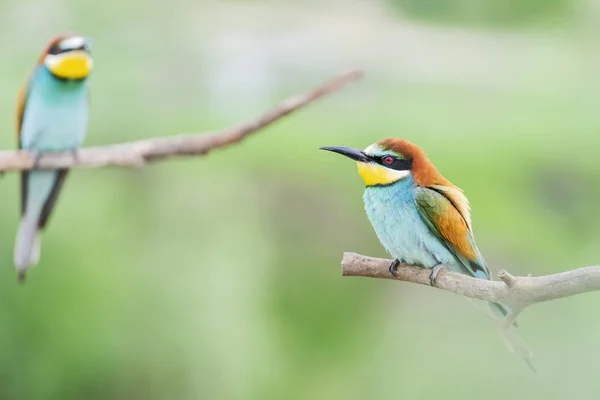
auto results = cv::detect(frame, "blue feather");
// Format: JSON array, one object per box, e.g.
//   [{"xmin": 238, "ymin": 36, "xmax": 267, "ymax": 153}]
[
  {"xmin": 15, "ymin": 65, "xmax": 89, "ymax": 278},
  {"xmin": 363, "ymin": 175, "xmax": 510, "ymax": 320}
]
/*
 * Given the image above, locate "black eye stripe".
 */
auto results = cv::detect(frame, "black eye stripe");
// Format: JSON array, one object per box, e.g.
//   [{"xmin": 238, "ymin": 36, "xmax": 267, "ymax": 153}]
[
  {"xmin": 48, "ymin": 45, "xmax": 64, "ymax": 55},
  {"xmin": 374, "ymin": 155, "xmax": 412, "ymax": 171},
  {"xmin": 48, "ymin": 44, "xmax": 88, "ymax": 55}
]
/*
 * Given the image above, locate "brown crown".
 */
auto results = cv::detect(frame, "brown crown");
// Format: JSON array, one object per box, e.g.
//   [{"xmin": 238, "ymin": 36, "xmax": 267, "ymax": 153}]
[{"xmin": 379, "ymin": 138, "xmax": 453, "ymax": 187}]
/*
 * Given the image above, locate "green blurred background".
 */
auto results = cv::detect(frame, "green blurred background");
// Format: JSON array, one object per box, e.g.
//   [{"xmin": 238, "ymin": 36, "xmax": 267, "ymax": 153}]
[{"xmin": 0, "ymin": 0, "xmax": 599, "ymax": 398}]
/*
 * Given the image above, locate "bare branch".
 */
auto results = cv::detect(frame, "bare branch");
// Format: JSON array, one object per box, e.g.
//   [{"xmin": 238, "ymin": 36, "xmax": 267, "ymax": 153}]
[
  {"xmin": 0, "ymin": 69, "xmax": 364, "ymax": 172},
  {"xmin": 341, "ymin": 252, "xmax": 600, "ymax": 316}
]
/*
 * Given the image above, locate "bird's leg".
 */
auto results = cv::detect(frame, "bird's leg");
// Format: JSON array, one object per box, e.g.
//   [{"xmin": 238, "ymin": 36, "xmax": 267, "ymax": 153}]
[
  {"xmin": 30, "ymin": 150, "xmax": 42, "ymax": 168},
  {"xmin": 389, "ymin": 259, "xmax": 399, "ymax": 276},
  {"xmin": 429, "ymin": 262, "xmax": 445, "ymax": 286},
  {"xmin": 389, "ymin": 259, "xmax": 402, "ymax": 277},
  {"xmin": 70, "ymin": 149, "xmax": 79, "ymax": 163}
]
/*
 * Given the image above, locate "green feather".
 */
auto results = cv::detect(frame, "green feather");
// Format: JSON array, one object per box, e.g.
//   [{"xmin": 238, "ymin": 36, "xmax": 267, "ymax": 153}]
[{"xmin": 414, "ymin": 186, "xmax": 489, "ymax": 279}]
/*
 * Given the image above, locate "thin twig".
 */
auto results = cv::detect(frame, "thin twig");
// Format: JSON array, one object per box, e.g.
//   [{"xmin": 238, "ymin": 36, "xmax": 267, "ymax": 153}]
[
  {"xmin": 0, "ymin": 69, "xmax": 364, "ymax": 172},
  {"xmin": 341, "ymin": 252, "xmax": 600, "ymax": 320}
]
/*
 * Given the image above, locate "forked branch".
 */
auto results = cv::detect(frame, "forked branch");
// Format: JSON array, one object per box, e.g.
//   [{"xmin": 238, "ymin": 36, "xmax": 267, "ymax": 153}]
[
  {"xmin": 0, "ymin": 70, "xmax": 364, "ymax": 172},
  {"xmin": 341, "ymin": 252, "xmax": 600, "ymax": 324}
]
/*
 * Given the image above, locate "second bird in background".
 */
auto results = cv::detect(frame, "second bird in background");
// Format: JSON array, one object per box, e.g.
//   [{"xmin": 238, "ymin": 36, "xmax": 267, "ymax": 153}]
[{"xmin": 14, "ymin": 34, "xmax": 93, "ymax": 281}]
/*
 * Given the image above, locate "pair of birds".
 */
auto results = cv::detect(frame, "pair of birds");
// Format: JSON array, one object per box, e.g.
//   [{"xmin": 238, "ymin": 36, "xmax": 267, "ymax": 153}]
[
  {"xmin": 15, "ymin": 34, "xmax": 511, "ymax": 326},
  {"xmin": 13, "ymin": 34, "xmax": 93, "ymax": 281}
]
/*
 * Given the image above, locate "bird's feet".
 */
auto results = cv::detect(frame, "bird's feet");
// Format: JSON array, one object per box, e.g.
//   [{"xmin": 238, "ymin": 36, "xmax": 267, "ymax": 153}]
[
  {"xmin": 70, "ymin": 149, "xmax": 79, "ymax": 163},
  {"xmin": 30, "ymin": 150, "xmax": 41, "ymax": 168},
  {"xmin": 429, "ymin": 263, "xmax": 444, "ymax": 286},
  {"xmin": 389, "ymin": 259, "xmax": 401, "ymax": 277}
]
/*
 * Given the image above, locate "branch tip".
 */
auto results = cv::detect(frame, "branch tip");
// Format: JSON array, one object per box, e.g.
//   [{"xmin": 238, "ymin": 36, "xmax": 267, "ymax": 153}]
[{"xmin": 498, "ymin": 269, "xmax": 518, "ymax": 288}]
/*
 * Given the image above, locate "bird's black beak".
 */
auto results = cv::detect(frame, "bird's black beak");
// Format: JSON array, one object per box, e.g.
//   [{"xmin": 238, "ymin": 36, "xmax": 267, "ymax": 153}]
[{"xmin": 319, "ymin": 146, "xmax": 371, "ymax": 163}]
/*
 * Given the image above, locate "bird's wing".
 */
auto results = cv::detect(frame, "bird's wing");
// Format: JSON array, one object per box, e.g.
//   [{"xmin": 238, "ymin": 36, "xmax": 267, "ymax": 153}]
[
  {"xmin": 16, "ymin": 74, "xmax": 33, "ymax": 149},
  {"xmin": 415, "ymin": 185, "xmax": 490, "ymax": 279},
  {"xmin": 16, "ymin": 73, "xmax": 34, "ymax": 217}
]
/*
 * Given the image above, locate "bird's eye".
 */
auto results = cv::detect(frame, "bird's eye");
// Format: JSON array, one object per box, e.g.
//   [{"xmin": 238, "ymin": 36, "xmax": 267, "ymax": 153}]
[
  {"xmin": 48, "ymin": 45, "xmax": 63, "ymax": 55},
  {"xmin": 382, "ymin": 156, "xmax": 394, "ymax": 165}
]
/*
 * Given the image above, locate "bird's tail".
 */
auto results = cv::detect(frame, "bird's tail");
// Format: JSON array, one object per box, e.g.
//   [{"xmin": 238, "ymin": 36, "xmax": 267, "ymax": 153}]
[
  {"xmin": 489, "ymin": 301, "xmax": 513, "ymax": 323},
  {"xmin": 471, "ymin": 266, "xmax": 516, "ymax": 326},
  {"xmin": 466, "ymin": 260, "xmax": 535, "ymax": 371},
  {"xmin": 498, "ymin": 323, "xmax": 536, "ymax": 373},
  {"xmin": 15, "ymin": 169, "xmax": 67, "ymax": 282},
  {"xmin": 464, "ymin": 296, "xmax": 536, "ymax": 372},
  {"xmin": 14, "ymin": 212, "xmax": 41, "ymax": 282}
]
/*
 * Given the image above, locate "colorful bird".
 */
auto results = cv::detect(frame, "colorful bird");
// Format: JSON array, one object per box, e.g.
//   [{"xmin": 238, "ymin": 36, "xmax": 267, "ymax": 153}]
[
  {"xmin": 14, "ymin": 34, "xmax": 93, "ymax": 281},
  {"xmin": 320, "ymin": 138, "xmax": 512, "ymax": 321}
]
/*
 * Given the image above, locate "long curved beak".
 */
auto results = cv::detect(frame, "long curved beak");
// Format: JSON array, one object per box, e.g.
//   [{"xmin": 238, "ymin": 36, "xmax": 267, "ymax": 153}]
[{"xmin": 319, "ymin": 146, "xmax": 371, "ymax": 163}]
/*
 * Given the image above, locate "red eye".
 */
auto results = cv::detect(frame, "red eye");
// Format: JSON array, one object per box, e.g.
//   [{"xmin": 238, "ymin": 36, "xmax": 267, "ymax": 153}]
[{"xmin": 382, "ymin": 156, "xmax": 394, "ymax": 165}]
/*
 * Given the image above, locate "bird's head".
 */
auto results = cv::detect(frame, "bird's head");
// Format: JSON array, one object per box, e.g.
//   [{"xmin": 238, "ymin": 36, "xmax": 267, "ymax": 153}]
[
  {"xmin": 39, "ymin": 34, "xmax": 93, "ymax": 80},
  {"xmin": 320, "ymin": 138, "xmax": 441, "ymax": 187}
]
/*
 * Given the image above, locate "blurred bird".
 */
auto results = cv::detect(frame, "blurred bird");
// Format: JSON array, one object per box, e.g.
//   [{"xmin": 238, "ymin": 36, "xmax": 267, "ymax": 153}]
[
  {"xmin": 320, "ymin": 138, "xmax": 513, "ymax": 322},
  {"xmin": 15, "ymin": 34, "xmax": 93, "ymax": 281}
]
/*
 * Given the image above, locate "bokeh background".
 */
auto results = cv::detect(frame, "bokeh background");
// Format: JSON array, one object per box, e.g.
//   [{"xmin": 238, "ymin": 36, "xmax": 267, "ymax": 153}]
[{"xmin": 0, "ymin": 0, "xmax": 598, "ymax": 398}]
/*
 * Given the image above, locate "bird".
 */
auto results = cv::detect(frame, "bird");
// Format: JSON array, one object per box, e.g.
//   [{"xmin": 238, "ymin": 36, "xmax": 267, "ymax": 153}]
[
  {"xmin": 14, "ymin": 34, "xmax": 93, "ymax": 281},
  {"xmin": 320, "ymin": 138, "xmax": 512, "ymax": 322}
]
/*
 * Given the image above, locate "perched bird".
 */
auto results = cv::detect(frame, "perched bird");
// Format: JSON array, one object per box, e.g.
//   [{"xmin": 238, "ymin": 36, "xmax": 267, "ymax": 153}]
[
  {"xmin": 320, "ymin": 138, "xmax": 512, "ymax": 321},
  {"xmin": 15, "ymin": 34, "xmax": 93, "ymax": 281}
]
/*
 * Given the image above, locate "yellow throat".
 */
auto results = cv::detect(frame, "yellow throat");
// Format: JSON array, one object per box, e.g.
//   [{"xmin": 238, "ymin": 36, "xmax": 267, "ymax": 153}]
[
  {"xmin": 356, "ymin": 162, "xmax": 410, "ymax": 187},
  {"xmin": 45, "ymin": 51, "xmax": 92, "ymax": 79}
]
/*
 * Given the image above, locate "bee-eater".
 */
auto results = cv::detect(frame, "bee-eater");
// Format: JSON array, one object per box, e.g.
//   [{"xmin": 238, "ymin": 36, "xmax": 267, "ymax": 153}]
[
  {"xmin": 320, "ymin": 138, "xmax": 512, "ymax": 321},
  {"xmin": 14, "ymin": 34, "xmax": 93, "ymax": 281}
]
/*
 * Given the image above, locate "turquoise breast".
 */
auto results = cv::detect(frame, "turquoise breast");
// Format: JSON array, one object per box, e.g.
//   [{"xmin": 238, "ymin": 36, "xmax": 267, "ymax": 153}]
[
  {"xmin": 20, "ymin": 66, "xmax": 89, "ymax": 151},
  {"xmin": 362, "ymin": 175, "xmax": 457, "ymax": 268}
]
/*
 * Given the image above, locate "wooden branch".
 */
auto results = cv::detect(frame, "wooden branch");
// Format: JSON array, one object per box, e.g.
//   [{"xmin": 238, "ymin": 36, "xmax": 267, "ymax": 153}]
[
  {"xmin": 0, "ymin": 69, "xmax": 364, "ymax": 172},
  {"xmin": 341, "ymin": 252, "xmax": 600, "ymax": 322}
]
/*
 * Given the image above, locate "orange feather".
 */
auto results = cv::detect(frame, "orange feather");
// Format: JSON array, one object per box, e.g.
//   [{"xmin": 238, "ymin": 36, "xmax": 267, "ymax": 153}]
[
  {"xmin": 15, "ymin": 85, "xmax": 27, "ymax": 145},
  {"xmin": 380, "ymin": 138, "xmax": 479, "ymax": 262},
  {"xmin": 379, "ymin": 138, "xmax": 451, "ymax": 187},
  {"xmin": 36, "ymin": 33, "xmax": 75, "ymax": 65},
  {"xmin": 428, "ymin": 194, "xmax": 476, "ymax": 259}
]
